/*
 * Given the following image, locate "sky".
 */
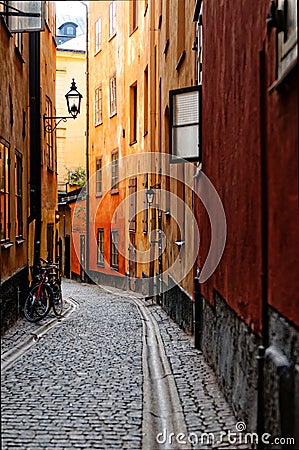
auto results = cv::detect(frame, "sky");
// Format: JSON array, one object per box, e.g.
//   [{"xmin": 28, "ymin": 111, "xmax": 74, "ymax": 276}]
[{"xmin": 55, "ymin": 1, "xmax": 88, "ymax": 18}]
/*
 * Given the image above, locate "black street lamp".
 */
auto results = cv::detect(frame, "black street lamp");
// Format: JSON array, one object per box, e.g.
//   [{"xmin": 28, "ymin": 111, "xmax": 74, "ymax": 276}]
[
  {"xmin": 43, "ymin": 79, "xmax": 83, "ymax": 133},
  {"xmin": 146, "ymin": 183, "xmax": 163, "ymax": 304}
]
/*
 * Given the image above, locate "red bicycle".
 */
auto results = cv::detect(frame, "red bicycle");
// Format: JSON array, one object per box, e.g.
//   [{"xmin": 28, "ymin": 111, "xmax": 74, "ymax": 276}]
[{"xmin": 23, "ymin": 258, "xmax": 63, "ymax": 322}]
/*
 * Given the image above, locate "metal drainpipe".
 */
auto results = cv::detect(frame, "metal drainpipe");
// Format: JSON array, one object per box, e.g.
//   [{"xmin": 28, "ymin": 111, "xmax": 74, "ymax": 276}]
[
  {"xmin": 257, "ymin": 41, "xmax": 269, "ymax": 450},
  {"xmin": 81, "ymin": 1, "xmax": 89, "ymax": 281},
  {"xmin": 194, "ymin": 268, "xmax": 202, "ymax": 349},
  {"xmin": 158, "ymin": 208, "xmax": 163, "ymax": 305}
]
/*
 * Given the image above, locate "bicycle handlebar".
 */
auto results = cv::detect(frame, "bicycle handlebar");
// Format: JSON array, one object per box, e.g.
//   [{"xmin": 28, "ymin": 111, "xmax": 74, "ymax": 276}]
[{"xmin": 39, "ymin": 257, "xmax": 59, "ymax": 268}]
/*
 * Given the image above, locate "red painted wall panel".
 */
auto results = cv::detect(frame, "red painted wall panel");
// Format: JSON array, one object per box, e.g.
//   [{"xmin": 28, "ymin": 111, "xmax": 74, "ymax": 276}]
[{"xmin": 196, "ymin": 0, "xmax": 298, "ymax": 333}]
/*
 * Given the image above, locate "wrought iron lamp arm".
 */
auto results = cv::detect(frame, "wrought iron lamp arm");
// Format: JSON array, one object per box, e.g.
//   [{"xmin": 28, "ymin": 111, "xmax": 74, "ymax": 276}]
[{"xmin": 43, "ymin": 115, "xmax": 76, "ymax": 134}]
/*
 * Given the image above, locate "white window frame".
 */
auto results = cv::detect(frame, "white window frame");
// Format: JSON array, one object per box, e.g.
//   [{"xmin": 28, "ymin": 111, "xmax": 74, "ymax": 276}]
[
  {"xmin": 109, "ymin": 76, "xmax": 117, "ymax": 117},
  {"xmin": 277, "ymin": 0, "xmax": 298, "ymax": 81},
  {"xmin": 95, "ymin": 17, "xmax": 102, "ymax": 53},
  {"xmin": 97, "ymin": 228, "xmax": 104, "ymax": 266},
  {"xmin": 95, "ymin": 86, "xmax": 102, "ymax": 125},
  {"xmin": 109, "ymin": 1, "xmax": 116, "ymax": 39}
]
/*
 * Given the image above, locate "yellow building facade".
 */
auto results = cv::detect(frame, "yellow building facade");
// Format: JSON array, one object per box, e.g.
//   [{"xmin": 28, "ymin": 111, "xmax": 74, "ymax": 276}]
[
  {"xmin": 1, "ymin": 1, "xmax": 57, "ymax": 332},
  {"xmin": 88, "ymin": 1, "xmax": 152, "ymax": 290},
  {"xmin": 87, "ymin": 0, "xmax": 197, "ymax": 324},
  {"xmin": 56, "ymin": 47, "xmax": 86, "ymax": 193}
]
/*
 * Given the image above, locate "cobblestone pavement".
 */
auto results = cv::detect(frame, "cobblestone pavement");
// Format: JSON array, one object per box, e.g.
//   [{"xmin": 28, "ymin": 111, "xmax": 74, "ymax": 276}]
[{"xmin": 1, "ymin": 280, "xmax": 249, "ymax": 449}]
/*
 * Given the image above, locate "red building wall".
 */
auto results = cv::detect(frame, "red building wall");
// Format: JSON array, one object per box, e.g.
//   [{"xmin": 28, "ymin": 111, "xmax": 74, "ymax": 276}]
[{"xmin": 197, "ymin": 0, "xmax": 298, "ymax": 333}]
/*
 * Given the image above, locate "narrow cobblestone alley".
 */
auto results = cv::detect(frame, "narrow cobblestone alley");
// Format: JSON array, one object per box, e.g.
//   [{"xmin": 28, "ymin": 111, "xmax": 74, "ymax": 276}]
[{"xmin": 1, "ymin": 280, "xmax": 249, "ymax": 449}]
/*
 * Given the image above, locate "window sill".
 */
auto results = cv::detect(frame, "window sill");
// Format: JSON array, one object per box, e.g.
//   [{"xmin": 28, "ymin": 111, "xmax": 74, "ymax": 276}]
[
  {"xmin": 96, "ymin": 193, "xmax": 103, "ymax": 198},
  {"xmin": 143, "ymin": 130, "xmax": 148, "ymax": 137},
  {"xmin": 15, "ymin": 46, "xmax": 25, "ymax": 64},
  {"xmin": 164, "ymin": 39, "xmax": 170, "ymax": 56},
  {"xmin": 110, "ymin": 112, "xmax": 117, "ymax": 119},
  {"xmin": 129, "ymin": 139, "xmax": 137, "ymax": 146},
  {"xmin": 1, "ymin": 241, "xmax": 13, "ymax": 249},
  {"xmin": 108, "ymin": 32, "xmax": 116, "ymax": 42},
  {"xmin": 95, "ymin": 121, "xmax": 103, "ymax": 127},
  {"xmin": 110, "ymin": 266, "xmax": 119, "ymax": 271},
  {"xmin": 111, "ymin": 188, "xmax": 119, "ymax": 195},
  {"xmin": 129, "ymin": 26, "xmax": 138, "ymax": 37},
  {"xmin": 97, "ymin": 262, "xmax": 104, "ymax": 268},
  {"xmin": 94, "ymin": 49, "xmax": 102, "ymax": 56},
  {"xmin": 176, "ymin": 50, "xmax": 186, "ymax": 71},
  {"xmin": 16, "ymin": 237, "xmax": 26, "ymax": 245},
  {"xmin": 268, "ymin": 58, "xmax": 298, "ymax": 92}
]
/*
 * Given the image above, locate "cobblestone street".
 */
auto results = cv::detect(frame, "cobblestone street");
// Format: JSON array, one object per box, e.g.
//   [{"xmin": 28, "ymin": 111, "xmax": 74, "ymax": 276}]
[{"xmin": 1, "ymin": 280, "xmax": 249, "ymax": 449}]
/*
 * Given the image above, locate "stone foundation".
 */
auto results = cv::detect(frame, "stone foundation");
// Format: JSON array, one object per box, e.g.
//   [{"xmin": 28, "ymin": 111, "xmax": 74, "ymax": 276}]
[
  {"xmin": 160, "ymin": 275, "xmax": 194, "ymax": 334},
  {"xmin": 0, "ymin": 266, "xmax": 28, "ymax": 334},
  {"xmin": 200, "ymin": 291, "xmax": 260, "ymax": 431},
  {"xmin": 264, "ymin": 309, "xmax": 299, "ymax": 448}
]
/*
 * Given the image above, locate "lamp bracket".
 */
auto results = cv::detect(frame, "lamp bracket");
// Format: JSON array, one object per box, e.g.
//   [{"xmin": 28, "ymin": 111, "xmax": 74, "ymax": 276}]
[{"xmin": 43, "ymin": 115, "xmax": 76, "ymax": 134}]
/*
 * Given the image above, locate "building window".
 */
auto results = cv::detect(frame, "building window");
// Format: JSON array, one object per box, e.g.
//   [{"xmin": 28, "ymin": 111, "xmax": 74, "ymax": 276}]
[
  {"xmin": 47, "ymin": 223, "xmax": 54, "ymax": 262},
  {"xmin": 95, "ymin": 86, "xmax": 103, "ymax": 125},
  {"xmin": 129, "ymin": 177, "xmax": 137, "ymax": 232},
  {"xmin": 109, "ymin": 76, "xmax": 117, "ymax": 117},
  {"xmin": 97, "ymin": 228, "xmax": 104, "ymax": 266},
  {"xmin": 177, "ymin": 0, "xmax": 185, "ymax": 65},
  {"xmin": 45, "ymin": 97, "xmax": 54, "ymax": 170},
  {"xmin": 130, "ymin": 0, "xmax": 138, "ymax": 34},
  {"xmin": 111, "ymin": 150, "xmax": 119, "ymax": 192},
  {"xmin": 15, "ymin": 151, "xmax": 23, "ymax": 237},
  {"xmin": 143, "ymin": 173, "xmax": 148, "ymax": 233},
  {"xmin": 66, "ymin": 26, "xmax": 75, "ymax": 36},
  {"xmin": 109, "ymin": 1, "xmax": 116, "ymax": 39},
  {"xmin": 96, "ymin": 158, "xmax": 102, "ymax": 196},
  {"xmin": 95, "ymin": 17, "xmax": 102, "ymax": 53},
  {"xmin": 130, "ymin": 82, "xmax": 137, "ymax": 144},
  {"xmin": 0, "ymin": 139, "xmax": 10, "ymax": 242},
  {"xmin": 144, "ymin": 67, "xmax": 148, "ymax": 135},
  {"xmin": 277, "ymin": 0, "xmax": 298, "ymax": 81},
  {"xmin": 110, "ymin": 229, "xmax": 119, "ymax": 270}
]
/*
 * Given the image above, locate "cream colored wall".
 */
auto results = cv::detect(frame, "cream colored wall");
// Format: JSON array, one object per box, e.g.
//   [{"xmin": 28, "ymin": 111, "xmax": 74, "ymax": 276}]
[
  {"xmin": 56, "ymin": 51, "xmax": 86, "ymax": 192},
  {"xmin": 89, "ymin": 1, "xmax": 151, "ymax": 279},
  {"xmin": 152, "ymin": 0, "xmax": 197, "ymax": 298}
]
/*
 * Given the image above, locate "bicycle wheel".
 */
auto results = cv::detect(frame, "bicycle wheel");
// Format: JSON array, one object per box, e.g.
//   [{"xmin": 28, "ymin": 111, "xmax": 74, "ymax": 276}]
[
  {"xmin": 52, "ymin": 280, "xmax": 63, "ymax": 316},
  {"xmin": 23, "ymin": 284, "xmax": 51, "ymax": 322}
]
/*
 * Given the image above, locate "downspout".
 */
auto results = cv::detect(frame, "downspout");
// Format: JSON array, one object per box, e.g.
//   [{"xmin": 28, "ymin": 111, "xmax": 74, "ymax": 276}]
[
  {"xmin": 257, "ymin": 40, "xmax": 269, "ymax": 449},
  {"xmin": 81, "ymin": 1, "xmax": 89, "ymax": 281},
  {"xmin": 29, "ymin": 31, "xmax": 41, "ymax": 266}
]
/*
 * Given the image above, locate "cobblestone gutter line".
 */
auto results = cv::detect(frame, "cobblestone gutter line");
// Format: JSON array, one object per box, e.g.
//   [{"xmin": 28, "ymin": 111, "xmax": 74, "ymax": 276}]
[
  {"xmin": 132, "ymin": 298, "xmax": 191, "ymax": 450},
  {"xmin": 147, "ymin": 303, "xmax": 250, "ymax": 449}
]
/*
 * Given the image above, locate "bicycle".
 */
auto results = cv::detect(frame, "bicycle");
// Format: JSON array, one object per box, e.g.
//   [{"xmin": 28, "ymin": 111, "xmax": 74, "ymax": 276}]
[{"xmin": 23, "ymin": 258, "xmax": 63, "ymax": 323}]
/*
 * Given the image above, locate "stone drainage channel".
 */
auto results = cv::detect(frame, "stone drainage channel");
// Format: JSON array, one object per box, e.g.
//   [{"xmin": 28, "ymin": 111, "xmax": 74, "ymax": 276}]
[{"xmin": 1, "ymin": 293, "xmax": 191, "ymax": 450}]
